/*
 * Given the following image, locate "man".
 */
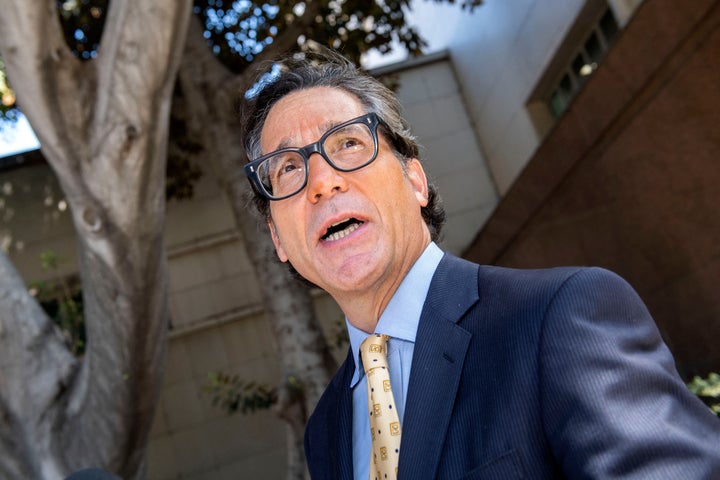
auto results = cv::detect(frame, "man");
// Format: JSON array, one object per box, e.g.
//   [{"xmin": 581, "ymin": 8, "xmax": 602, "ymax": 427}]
[{"xmin": 241, "ymin": 50, "xmax": 720, "ymax": 479}]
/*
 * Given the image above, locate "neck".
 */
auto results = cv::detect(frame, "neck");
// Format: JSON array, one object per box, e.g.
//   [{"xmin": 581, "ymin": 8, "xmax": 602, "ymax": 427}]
[{"xmin": 335, "ymin": 238, "xmax": 431, "ymax": 333}]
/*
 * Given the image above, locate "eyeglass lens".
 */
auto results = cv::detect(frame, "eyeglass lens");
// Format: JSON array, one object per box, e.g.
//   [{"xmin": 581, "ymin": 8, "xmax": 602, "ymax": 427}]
[{"xmin": 257, "ymin": 120, "xmax": 376, "ymax": 198}]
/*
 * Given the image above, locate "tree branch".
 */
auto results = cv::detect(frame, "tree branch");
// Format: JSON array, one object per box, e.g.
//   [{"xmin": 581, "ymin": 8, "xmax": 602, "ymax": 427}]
[
  {"xmin": 225, "ymin": 0, "xmax": 328, "ymax": 95},
  {"xmin": 0, "ymin": 1, "xmax": 89, "ymax": 190},
  {"xmin": 0, "ymin": 249, "xmax": 77, "ymax": 478}
]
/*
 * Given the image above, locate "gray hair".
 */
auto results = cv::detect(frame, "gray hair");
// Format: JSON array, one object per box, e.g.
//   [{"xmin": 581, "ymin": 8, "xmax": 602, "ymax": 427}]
[{"xmin": 241, "ymin": 48, "xmax": 444, "ymax": 242}]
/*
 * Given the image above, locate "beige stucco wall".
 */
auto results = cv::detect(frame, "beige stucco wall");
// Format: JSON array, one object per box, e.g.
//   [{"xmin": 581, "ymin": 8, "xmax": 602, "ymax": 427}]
[
  {"xmin": 0, "ymin": 161, "xmax": 77, "ymax": 282},
  {"xmin": 373, "ymin": 54, "xmax": 498, "ymax": 255},
  {"xmin": 146, "ymin": 294, "xmax": 348, "ymax": 480}
]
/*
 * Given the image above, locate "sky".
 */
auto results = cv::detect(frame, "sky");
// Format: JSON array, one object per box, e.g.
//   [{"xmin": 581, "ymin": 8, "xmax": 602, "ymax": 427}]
[
  {"xmin": 362, "ymin": 1, "xmax": 463, "ymax": 68},
  {"xmin": 0, "ymin": 1, "xmax": 465, "ymax": 158},
  {"xmin": 0, "ymin": 114, "xmax": 40, "ymax": 157}
]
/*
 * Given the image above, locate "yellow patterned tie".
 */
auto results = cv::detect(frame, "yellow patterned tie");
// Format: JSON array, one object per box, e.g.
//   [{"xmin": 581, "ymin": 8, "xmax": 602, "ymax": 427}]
[{"xmin": 360, "ymin": 334, "xmax": 402, "ymax": 480}]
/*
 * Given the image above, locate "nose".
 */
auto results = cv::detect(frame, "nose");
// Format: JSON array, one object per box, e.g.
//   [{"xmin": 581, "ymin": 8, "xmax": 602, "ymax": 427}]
[{"xmin": 305, "ymin": 153, "xmax": 348, "ymax": 203}]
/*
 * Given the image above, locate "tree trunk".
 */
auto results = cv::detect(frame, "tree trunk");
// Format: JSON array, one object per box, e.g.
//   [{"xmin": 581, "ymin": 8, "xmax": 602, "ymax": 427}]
[
  {"xmin": 0, "ymin": 2, "xmax": 191, "ymax": 478},
  {"xmin": 0, "ymin": 249, "xmax": 77, "ymax": 479},
  {"xmin": 178, "ymin": 15, "xmax": 338, "ymax": 479}
]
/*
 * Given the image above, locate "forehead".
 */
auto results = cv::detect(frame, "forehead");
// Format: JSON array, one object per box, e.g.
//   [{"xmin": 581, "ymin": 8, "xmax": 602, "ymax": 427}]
[{"xmin": 261, "ymin": 87, "xmax": 366, "ymax": 151}]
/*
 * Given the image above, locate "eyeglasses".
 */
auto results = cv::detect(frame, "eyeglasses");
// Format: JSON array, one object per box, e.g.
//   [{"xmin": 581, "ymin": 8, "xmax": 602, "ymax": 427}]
[{"xmin": 244, "ymin": 112, "xmax": 385, "ymax": 200}]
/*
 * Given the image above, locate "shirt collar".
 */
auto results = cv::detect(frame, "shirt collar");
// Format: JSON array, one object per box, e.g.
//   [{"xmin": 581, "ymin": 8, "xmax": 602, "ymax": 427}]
[{"xmin": 347, "ymin": 242, "xmax": 444, "ymax": 387}]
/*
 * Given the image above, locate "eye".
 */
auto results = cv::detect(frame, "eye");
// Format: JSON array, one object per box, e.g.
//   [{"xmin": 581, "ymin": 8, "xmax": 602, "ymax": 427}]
[
  {"xmin": 273, "ymin": 154, "xmax": 304, "ymax": 177},
  {"xmin": 280, "ymin": 159, "xmax": 298, "ymax": 174},
  {"xmin": 338, "ymin": 136, "xmax": 364, "ymax": 151},
  {"xmin": 261, "ymin": 152, "xmax": 305, "ymax": 190},
  {"xmin": 326, "ymin": 124, "xmax": 372, "ymax": 156}
]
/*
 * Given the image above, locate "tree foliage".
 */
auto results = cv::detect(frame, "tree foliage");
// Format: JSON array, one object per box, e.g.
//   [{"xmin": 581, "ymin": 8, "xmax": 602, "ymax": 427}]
[
  {"xmin": 194, "ymin": 0, "xmax": 481, "ymax": 69},
  {"xmin": 687, "ymin": 372, "xmax": 720, "ymax": 417},
  {"xmin": 204, "ymin": 372, "xmax": 280, "ymax": 414},
  {"xmin": 29, "ymin": 251, "xmax": 86, "ymax": 356},
  {"xmin": 56, "ymin": 0, "xmax": 109, "ymax": 60}
]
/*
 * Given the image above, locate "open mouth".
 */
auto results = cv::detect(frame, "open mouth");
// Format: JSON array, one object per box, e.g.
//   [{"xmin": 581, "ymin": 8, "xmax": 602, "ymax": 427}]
[{"xmin": 321, "ymin": 218, "xmax": 364, "ymax": 242}]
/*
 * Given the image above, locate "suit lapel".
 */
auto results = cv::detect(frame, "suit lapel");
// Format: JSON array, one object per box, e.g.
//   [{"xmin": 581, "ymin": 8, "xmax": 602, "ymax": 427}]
[
  {"xmin": 398, "ymin": 254, "xmax": 479, "ymax": 479},
  {"xmin": 334, "ymin": 351, "xmax": 356, "ymax": 480}
]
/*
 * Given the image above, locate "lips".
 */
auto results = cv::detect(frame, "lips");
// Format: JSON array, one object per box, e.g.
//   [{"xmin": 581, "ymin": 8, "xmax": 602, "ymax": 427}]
[{"xmin": 321, "ymin": 217, "xmax": 364, "ymax": 242}]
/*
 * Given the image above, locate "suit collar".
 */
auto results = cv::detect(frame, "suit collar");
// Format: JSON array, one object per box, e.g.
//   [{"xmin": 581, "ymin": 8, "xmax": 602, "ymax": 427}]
[
  {"xmin": 399, "ymin": 253, "xmax": 479, "ymax": 478},
  {"xmin": 346, "ymin": 242, "xmax": 444, "ymax": 388}
]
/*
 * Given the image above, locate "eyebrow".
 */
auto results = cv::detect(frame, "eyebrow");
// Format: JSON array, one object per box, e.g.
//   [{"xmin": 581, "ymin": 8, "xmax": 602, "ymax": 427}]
[{"xmin": 273, "ymin": 119, "xmax": 346, "ymax": 151}]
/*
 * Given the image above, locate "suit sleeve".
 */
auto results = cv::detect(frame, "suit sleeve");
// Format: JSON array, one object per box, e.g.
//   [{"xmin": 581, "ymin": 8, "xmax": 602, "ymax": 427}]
[{"xmin": 539, "ymin": 267, "xmax": 720, "ymax": 479}]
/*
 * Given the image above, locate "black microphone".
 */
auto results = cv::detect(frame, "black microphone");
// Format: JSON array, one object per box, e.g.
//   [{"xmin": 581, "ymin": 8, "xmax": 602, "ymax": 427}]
[{"xmin": 64, "ymin": 468, "xmax": 122, "ymax": 480}]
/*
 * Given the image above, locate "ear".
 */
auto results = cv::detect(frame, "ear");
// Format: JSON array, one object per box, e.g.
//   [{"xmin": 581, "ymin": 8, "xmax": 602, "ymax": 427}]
[
  {"xmin": 268, "ymin": 220, "xmax": 289, "ymax": 262},
  {"xmin": 405, "ymin": 158, "xmax": 429, "ymax": 207}
]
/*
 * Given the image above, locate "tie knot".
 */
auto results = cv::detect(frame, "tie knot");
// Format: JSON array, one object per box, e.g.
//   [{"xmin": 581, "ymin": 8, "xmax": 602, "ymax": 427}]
[{"xmin": 360, "ymin": 334, "xmax": 390, "ymax": 375}]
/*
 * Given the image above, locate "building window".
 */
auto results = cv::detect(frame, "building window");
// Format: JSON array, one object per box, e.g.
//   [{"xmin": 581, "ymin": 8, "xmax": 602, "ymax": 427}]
[
  {"xmin": 547, "ymin": 7, "xmax": 620, "ymax": 118},
  {"xmin": 526, "ymin": 0, "xmax": 643, "ymax": 141}
]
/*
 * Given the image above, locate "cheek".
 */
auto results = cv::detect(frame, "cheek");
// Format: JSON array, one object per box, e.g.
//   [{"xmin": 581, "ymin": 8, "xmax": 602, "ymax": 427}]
[
  {"xmin": 269, "ymin": 208, "xmax": 309, "ymax": 260},
  {"xmin": 268, "ymin": 221, "xmax": 289, "ymax": 263}
]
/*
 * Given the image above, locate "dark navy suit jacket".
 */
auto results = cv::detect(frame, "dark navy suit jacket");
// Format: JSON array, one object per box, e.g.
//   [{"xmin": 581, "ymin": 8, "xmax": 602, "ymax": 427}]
[{"xmin": 305, "ymin": 253, "xmax": 720, "ymax": 479}]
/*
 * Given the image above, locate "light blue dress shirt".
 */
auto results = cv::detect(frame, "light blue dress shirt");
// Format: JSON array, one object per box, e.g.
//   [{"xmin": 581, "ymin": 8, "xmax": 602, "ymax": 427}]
[{"xmin": 346, "ymin": 242, "xmax": 444, "ymax": 480}]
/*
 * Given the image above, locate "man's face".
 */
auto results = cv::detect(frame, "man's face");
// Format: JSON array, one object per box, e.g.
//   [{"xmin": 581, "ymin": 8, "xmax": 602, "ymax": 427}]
[{"xmin": 262, "ymin": 86, "xmax": 431, "ymax": 301}]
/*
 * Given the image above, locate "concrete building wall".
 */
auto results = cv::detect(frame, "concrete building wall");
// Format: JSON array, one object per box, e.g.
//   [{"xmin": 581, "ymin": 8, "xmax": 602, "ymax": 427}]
[
  {"xmin": 146, "ymin": 294, "xmax": 347, "ymax": 480},
  {"xmin": 442, "ymin": 0, "xmax": 643, "ymax": 194},
  {"xmin": 372, "ymin": 54, "xmax": 498, "ymax": 254},
  {"xmin": 0, "ymin": 158, "xmax": 77, "ymax": 283}
]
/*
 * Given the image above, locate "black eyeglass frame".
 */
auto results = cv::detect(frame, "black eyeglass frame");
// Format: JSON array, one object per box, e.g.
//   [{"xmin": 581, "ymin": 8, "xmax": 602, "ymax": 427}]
[{"xmin": 244, "ymin": 112, "xmax": 387, "ymax": 201}]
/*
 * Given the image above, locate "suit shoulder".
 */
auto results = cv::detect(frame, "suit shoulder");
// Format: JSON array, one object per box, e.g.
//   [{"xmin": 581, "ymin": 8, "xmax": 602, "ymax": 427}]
[
  {"xmin": 433, "ymin": 254, "xmax": 634, "ymax": 312},
  {"xmin": 476, "ymin": 264, "xmax": 627, "ymax": 294}
]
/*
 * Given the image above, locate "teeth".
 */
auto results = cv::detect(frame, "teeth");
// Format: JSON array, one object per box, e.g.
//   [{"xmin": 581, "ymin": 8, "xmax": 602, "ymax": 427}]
[{"xmin": 325, "ymin": 222, "xmax": 360, "ymax": 242}]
